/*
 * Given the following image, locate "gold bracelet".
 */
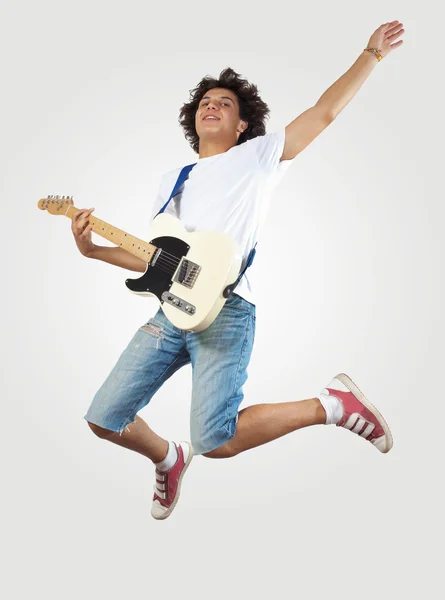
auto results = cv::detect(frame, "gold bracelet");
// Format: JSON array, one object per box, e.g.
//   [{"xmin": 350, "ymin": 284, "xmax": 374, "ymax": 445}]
[{"xmin": 364, "ymin": 47, "xmax": 383, "ymax": 61}]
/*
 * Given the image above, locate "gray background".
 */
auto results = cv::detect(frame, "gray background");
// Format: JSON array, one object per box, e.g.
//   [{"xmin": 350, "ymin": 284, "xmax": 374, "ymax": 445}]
[{"xmin": 2, "ymin": 0, "xmax": 443, "ymax": 598}]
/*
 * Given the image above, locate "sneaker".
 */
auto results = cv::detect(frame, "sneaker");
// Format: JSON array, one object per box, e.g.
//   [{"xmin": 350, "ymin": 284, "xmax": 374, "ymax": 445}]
[
  {"xmin": 151, "ymin": 441, "xmax": 193, "ymax": 520},
  {"xmin": 322, "ymin": 373, "xmax": 393, "ymax": 453}
]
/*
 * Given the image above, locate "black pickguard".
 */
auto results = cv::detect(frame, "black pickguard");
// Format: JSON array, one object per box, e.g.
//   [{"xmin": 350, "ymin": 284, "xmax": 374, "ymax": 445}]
[{"xmin": 125, "ymin": 235, "xmax": 190, "ymax": 301}]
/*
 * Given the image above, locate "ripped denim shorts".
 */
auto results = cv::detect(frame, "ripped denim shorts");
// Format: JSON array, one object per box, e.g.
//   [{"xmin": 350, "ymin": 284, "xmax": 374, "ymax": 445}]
[{"xmin": 83, "ymin": 293, "xmax": 256, "ymax": 455}]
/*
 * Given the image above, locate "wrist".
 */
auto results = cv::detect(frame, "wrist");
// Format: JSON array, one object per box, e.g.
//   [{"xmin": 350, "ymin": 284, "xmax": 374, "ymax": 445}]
[
  {"xmin": 363, "ymin": 47, "xmax": 383, "ymax": 62},
  {"xmin": 86, "ymin": 244, "xmax": 98, "ymax": 258}
]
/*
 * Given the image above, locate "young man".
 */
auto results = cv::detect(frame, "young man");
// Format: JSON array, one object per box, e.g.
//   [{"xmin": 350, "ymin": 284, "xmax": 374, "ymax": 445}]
[{"xmin": 75, "ymin": 22, "xmax": 404, "ymax": 519}]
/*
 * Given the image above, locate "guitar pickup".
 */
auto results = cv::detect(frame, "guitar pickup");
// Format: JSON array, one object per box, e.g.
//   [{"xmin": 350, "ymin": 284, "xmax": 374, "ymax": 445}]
[
  {"xmin": 173, "ymin": 258, "xmax": 201, "ymax": 289},
  {"xmin": 150, "ymin": 248, "xmax": 162, "ymax": 266}
]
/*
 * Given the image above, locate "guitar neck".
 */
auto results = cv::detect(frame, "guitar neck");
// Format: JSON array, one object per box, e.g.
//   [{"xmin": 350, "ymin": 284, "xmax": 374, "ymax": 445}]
[{"xmin": 65, "ymin": 206, "xmax": 157, "ymax": 263}]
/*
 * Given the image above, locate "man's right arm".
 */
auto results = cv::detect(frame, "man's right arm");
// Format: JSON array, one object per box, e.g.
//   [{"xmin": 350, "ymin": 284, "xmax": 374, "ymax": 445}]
[{"xmin": 72, "ymin": 207, "xmax": 147, "ymax": 273}]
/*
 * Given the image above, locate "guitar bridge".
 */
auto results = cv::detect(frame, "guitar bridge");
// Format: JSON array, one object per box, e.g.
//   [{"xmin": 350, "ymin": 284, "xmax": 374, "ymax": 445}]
[{"xmin": 173, "ymin": 258, "xmax": 201, "ymax": 289}]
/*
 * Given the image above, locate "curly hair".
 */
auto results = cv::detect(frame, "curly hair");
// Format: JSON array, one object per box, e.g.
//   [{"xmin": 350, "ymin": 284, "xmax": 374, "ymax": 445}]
[{"xmin": 178, "ymin": 67, "xmax": 270, "ymax": 154}]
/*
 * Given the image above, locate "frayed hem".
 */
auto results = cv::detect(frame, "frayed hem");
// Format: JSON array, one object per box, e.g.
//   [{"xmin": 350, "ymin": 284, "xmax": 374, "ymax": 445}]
[{"xmin": 84, "ymin": 414, "xmax": 137, "ymax": 437}]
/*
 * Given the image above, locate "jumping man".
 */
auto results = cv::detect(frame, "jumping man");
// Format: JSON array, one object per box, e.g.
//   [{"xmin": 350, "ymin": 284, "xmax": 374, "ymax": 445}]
[{"xmin": 73, "ymin": 21, "xmax": 404, "ymax": 519}]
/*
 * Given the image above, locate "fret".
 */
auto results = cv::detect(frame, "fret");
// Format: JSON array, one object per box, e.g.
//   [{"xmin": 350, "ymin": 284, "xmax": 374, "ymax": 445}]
[{"xmin": 65, "ymin": 206, "xmax": 156, "ymax": 262}]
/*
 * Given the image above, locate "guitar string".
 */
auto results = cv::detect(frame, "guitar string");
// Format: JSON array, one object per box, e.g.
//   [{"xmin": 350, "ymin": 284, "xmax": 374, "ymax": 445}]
[
  {"xmin": 156, "ymin": 249, "xmax": 183, "ymax": 262},
  {"xmin": 122, "ymin": 246, "xmax": 179, "ymax": 266},
  {"xmin": 156, "ymin": 254, "xmax": 197, "ymax": 273},
  {"xmin": 156, "ymin": 252, "xmax": 198, "ymax": 272},
  {"xmin": 117, "ymin": 238, "xmax": 181, "ymax": 264},
  {"xmin": 152, "ymin": 259, "xmax": 199, "ymax": 284},
  {"xmin": 156, "ymin": 254, "xmax": 180, "ymax": 267},
  {"xmin": 154, "ymin": 264, "xmax": 199, "ymax": 285},
  {"xmin": 150, "ymin": 262, "xmax": 180, "ymax": 276},
  {"xmin": 155, "ymin": 255, "xmax": 197, "ymax": 276},
  {"xmin": 153, "ymin": 260, "xmax": 188, "ymax": 276},
  {"xmin": 155, "ymin": 257, "xmax": 180, "ymax": 270},
  {"xmin": 119, "ymin": 238, "xmax": 197, "ymax": 270},
  {"xmin": 150, "ymin": 263, "xmax": 198, "ymax": 285},
  {"xmin": 118, "ymin": 236, "xmax": 199, "ymax": 282},
  {"xmin": 155, "ymin": 245, "xmax": 203, "ymax": 266},
  {"xmin": 149, "ymin": 246, "xmax": 184, "ymax": 262}
]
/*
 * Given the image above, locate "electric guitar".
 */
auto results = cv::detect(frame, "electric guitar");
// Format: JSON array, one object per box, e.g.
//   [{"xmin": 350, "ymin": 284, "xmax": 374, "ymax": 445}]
[{"xmin": 38, "ymin": 196, "xmax": 243, "ymax": 332}]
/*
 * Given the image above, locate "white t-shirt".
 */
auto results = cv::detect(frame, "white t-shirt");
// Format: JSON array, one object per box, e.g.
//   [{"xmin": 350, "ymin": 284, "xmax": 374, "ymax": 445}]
[{"xmin": 150, "ymin": 128, "xmax": 295, "ymax": 305}]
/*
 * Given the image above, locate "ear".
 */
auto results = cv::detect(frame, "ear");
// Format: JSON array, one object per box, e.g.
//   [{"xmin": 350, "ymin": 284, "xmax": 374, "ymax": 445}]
[{"xmin": 238, "ymin": 121, "xmax": 248, "ymax": 133}]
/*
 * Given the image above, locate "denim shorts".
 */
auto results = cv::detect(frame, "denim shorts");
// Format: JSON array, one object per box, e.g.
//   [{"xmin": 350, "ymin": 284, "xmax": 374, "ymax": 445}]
[{"xmin": 84, "ymin": 293, "xmax": 256, "ymax": 455}]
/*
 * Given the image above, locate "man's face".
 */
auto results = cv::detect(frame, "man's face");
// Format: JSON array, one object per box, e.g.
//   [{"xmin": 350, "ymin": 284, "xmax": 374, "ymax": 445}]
[{"xmin": 195, "ymin": 87, "xmax": 247, "ymax": 143}]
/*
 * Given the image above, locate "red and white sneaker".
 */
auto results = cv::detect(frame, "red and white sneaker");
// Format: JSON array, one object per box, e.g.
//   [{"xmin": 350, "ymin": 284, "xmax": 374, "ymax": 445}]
[
  {"xmin": 151, "ymin": 441, "xmax": 193, "ymax": 520},
  {"xmin": 323, "ymin": 373, "xmax": 393, "ymax": 453}
]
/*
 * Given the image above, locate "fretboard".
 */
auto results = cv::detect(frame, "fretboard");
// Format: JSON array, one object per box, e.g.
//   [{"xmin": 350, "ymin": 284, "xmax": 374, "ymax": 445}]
[{"xmin": 65, "ymin": 206, "xmax": 157, "ymax": 263}]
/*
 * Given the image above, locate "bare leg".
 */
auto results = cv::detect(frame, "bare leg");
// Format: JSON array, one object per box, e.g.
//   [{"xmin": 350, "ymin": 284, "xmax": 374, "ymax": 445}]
[
  {"xmin": 87, "ymin": 415, "xmax": 168, "ymax": 463},
  {"xmin": 203, "ymin": 398, "xmax": 326, "ymax": 459},
  {"xmin": 88, "ymin": 398, "xmax": 326, "ymax": 461}
]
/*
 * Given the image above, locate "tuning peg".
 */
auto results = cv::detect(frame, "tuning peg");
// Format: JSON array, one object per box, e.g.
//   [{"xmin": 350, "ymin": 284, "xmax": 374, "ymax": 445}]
[{"xmin": 45, "ymin": 193, "xmax": 73, "ymax": 200}]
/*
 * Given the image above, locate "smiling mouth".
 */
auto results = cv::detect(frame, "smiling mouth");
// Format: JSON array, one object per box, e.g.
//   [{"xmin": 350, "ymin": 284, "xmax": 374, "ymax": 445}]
[{"xmin": 203, "ymin": 116, "xmax": 220, "ymax": 121}]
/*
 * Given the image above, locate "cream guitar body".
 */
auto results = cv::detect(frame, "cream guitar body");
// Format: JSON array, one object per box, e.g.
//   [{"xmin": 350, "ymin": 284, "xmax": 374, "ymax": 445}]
[
  {"xmin": 126, "ymin": 213, "xmax": 242, "ymax": 331},
  {"xmin": 38, "ymin": 196, "xmax": 243, "ymax": 332}
]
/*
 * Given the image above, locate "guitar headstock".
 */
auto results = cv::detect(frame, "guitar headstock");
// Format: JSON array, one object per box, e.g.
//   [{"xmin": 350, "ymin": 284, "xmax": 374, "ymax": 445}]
[{"xmin": 38, "ymin": 195, "xmax": 74, "ymax": 215}]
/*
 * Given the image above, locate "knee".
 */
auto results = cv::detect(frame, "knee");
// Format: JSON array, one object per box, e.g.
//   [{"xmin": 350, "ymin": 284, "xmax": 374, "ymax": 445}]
[
  {"xmin": 192, "ymin": 424, "xmax": 239, "ymax": 458},
  {"xmin": 202, "ymin": 441, "xmax": 238, "ymax": 459},
  {"xmin": 87, "ymin": 421, "xmax": 115, "ymax": 439}
]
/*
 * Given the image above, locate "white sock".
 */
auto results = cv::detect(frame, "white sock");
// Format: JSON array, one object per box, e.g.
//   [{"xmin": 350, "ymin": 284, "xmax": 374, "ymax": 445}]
[
  {"xmin": 155, "ymin": 441, "xmax": 178, "ymax": 472},
  {"xmin": 318, "ymin": 390, "xmax": 344, "ymax": 425}
]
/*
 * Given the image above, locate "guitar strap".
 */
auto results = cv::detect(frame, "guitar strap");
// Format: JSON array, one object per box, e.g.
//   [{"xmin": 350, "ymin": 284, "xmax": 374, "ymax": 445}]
[
  {"xmin": 155, "ymin": 162, "xmax": 257, "ymax": 298},
  {"xmin": 155, "ymin": 163, "xmax": 197, "ymax": 216}
]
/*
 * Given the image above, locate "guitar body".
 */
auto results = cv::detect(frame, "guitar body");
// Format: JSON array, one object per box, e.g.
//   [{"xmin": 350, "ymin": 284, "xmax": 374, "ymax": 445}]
[{"xmin": 125, "ymin": 213, "xmax": 242, "ymax": 332}]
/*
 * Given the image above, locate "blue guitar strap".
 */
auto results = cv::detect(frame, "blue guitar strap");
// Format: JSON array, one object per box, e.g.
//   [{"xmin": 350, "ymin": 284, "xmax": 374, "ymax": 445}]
[
  {"xmin": 155, "ymin": 163, "xmax": 197, "ymax": 217},
  {"xmin": 222, "ymin": 242, "xmax": 257, "ymax": 298},
  {"xmin": 155, "ymin": 162, "xmax": 257, "ymax": 297}
]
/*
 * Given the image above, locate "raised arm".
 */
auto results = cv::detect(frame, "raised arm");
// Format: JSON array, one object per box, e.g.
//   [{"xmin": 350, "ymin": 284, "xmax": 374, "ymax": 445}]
[{"xmin": 280, "ymin": 20, "xmax": 404, "ymax": 161}]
